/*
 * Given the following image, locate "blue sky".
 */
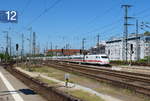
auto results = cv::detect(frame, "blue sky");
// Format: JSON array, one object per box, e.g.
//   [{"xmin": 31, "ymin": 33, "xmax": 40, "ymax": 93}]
[{"xmin": 0, "ymin": 0, "xmax": 150, "ymax": 53}]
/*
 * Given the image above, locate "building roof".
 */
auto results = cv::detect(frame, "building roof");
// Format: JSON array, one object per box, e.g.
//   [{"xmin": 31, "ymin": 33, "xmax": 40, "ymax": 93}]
[
  {"xmin": 106, "ymin": 36, "xmax": 141, "ymax": 44},
  {"xmin": 47, "ymin": 49, "xmax": 81, "ymax": 52}
]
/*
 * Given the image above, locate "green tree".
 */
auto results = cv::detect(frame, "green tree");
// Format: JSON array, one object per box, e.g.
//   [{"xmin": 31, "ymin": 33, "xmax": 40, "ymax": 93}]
[
  {"xmin": 0, "ymin": 53, "xmax": 11, "ymax": 62},
  {"xmin": 144, "ymin": 31, "xmax": 150, "ymax": 36},
  {"xmin": 0, "ymin": 53, "xmax": 4, "ymax": 60}
]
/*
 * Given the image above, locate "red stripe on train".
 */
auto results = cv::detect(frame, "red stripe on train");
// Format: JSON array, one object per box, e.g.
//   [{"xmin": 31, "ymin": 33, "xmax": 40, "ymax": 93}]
[{"xmin": 68, "ymin": 59, "xmax": 102, "ymax": 62}]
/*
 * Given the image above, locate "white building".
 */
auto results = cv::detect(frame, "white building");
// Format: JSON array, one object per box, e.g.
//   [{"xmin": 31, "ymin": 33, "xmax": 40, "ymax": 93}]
[{"xmin": 105, "ymin": 34, "xmax": 150, "ymax": 61}]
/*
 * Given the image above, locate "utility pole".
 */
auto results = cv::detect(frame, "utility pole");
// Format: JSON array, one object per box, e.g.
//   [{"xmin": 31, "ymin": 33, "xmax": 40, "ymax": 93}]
[
  {"xmin": 12, "ymin": 47, "xmax": 14, "ymax": 58},
  {"xmin": 55, "ymin": 45, "xmax": 58, "ymax": 56},
  {"xmin": 21, "ymin": 33, "xmax": 24, "ymax": 61},
  {"xmin": 51, "ymin": 42, "xmax": 53, "ymax": 56},
  {"xmin": 66, "ymin": 43, "xmax": 70, "ymax": 49},
  {"xmin": 3, "ymin": 31, "xmax": 9, "ymax": 62},
  {"xmin": 66, "ymin": 43, "xmax": 70, "ymax": 56},
  {"xmin": 122, "ymin": 5, "xmax": 133, "ymax": 62},
  {"xmin": 136, "ymin": 20, "xmax": 140, "ymax": 60},
  {"xmin": 1, "ymin": 47, "xmax": 4, "ymax": 54},
  {"xmin": 37, "ymin": 42, "xmax": 40, "ymax": 55},
  {"xmin": 97, "ymin": 34, "xmax": 100, "ymax": 54},
  {"xmin": 148, "ymin": 40, "xmax": 150, "ymax": 64},
  {"xmin": 33, "ymin": 32, "xmax": 36, "ymax": 56},
  {"xmin": 27, "ymin": 27, "xmax": 32, "ymax": 64},
  {"xmin": 82, "ymin": 38, "xmax": 86, "ymax": 54},
  {"xmin": 16, "ymin": 44, "xmax": 19, "ymax": 66},
  {"xmin": 6, "ymin": 31, "xmax": 9, "ymax": 56},
  {"xmin": 9, "ymin": 37, "xmax": 11, "ymax": 57}
]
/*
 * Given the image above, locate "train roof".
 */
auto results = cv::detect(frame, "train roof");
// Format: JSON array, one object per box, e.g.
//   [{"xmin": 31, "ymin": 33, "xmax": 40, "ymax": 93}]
[{"xmin": 85, "ymin": 54, "xmax": 107, "ymax": 56}]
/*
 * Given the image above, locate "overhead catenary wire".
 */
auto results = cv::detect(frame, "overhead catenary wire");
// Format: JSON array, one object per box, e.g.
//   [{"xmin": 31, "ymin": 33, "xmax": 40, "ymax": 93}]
[
  {"xmin": 20, "ymin": 0, "xmax": 32, "ymax": 16},
  {"xmin": 101, "ymin": 24, "xmax": 122, "ymax": 35},
  {"xmin": 83, "ymin": 18, "xmax": 122, "ymax": 35},
  {"xmin": 70, "ymin": 18, "xmax": 122, "ymax": 49},
  {"xmin": 70, "ymin": 0, "xmax": 123, "ymax": 36},
  {"xmin": 134, "ymin": 7, "xmax": 150, "ymax": 17},
  {"xmin": 139, "ymin": 13, "xmax": 150, "ymax": 19},
  {"xmin": 22, "ymin": 0, "xmax": 122, "ymax": 50},
  {"xmin": 87, "ymin": 1, "xmax": 122, "ymax": 25},
  {"xmin": 23, "ymin": 0, "xmax": 62, "ymax": 30}
]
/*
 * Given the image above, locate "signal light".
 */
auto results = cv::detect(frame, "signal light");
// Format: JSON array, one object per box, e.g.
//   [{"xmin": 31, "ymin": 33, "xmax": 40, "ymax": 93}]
[{"xmin": 16, "ymin": 44, "xmax": 19, "ymax": 51}]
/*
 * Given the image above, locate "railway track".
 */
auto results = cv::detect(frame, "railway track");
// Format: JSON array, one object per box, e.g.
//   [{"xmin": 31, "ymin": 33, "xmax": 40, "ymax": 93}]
[
  {"xmin": 43, "ymin": 60, "xmax": 150, "ymax": 96},
  {"xmin": 59, "ymin": 61, "xmax": 150, "ymax": 77},
  {"xmin": 3, "ymin": 63, "xmax": 81, "ymax": 101}
]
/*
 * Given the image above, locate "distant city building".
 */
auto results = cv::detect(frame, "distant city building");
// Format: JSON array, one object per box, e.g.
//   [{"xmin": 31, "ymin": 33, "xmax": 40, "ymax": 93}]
[{"xmin": 89, "ymin": 42, "xmax": 106, "ymax": 54}]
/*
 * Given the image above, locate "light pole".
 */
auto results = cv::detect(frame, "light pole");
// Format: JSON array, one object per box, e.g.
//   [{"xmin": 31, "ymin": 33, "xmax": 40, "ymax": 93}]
[
  {"xmin": 27, "ymin": 27, "xmax": 32, "ymax": 65},
  {"xmin": 1, "ymin": 47, "xmax": 4, "ymax": 54},
  {"xmin": 3, "ymin": 31, "xmax": 9, "ymax": 62},
  {"xmin": 82, "ymin": 38, "xmax": 86, "ymax": 54},
  {"xmin": 27, "ymin": 38, "xmax": 31, "ymax": 64}
]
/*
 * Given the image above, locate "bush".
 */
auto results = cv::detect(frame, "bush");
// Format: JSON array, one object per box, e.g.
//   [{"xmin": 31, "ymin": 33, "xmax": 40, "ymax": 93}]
[
  {"xmin": 0, "ymin": 53, "xmax": 11, "ymax": 61},
  {"xmin": 110, "ymin": 58, "xmax": 150, "ymax": 66},
  {"xmin": 110, "ymin": 60, "xmax": 129, "ymax": 65},
  {"xmin": 136, "ymin": 56, "xmax": 150, "ymax": 65}
]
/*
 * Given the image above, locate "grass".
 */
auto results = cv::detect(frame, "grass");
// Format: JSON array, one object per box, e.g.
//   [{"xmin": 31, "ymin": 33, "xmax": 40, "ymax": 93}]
[
  {"xmin": 36, "ymin": 76, "xmax": 58, "ymax": 85},
  {"xmin": 31, "ymin": 67, "xmax": 49, "ymax": 73},
  {"xmin": 19, "ymin": 64, "xmax": 150, "ymax": 101},
  {"xmin": 68, "ymin": 90, "xmax": 105, "ymax": 101},
  {"xmin": 24, "ymin": 66, "xmax": 67, "ymax": 81},
  {"xmin": 36, "ymin": 76, "xmax": 105, "ymax": 101},
  {"xmin": 93, "ymin": 83, "xmax": 133, "ymax": 97}
]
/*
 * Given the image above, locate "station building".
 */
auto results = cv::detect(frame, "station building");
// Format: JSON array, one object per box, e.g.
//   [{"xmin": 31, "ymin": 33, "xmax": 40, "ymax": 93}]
[
  {"xmin": 89, "ymin": 33, "xmax": 150, "ymax": 61},
  {"xmin": 105, "ymin": 34, "xmax": 150, "ymax": 61}
]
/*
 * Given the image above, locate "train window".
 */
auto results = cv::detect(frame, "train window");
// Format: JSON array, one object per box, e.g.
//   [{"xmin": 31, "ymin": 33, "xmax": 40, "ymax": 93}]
[
  {"xmin": 101, "ymin": 56, "xmax": 108, "ymax": 58},
  {"xmin": 96, "ymin": 56, "xmax": 100, "ymax": 58},
  {"xmin": 73, "ymin": 57, "xmax": 83, "ymax": 59}
]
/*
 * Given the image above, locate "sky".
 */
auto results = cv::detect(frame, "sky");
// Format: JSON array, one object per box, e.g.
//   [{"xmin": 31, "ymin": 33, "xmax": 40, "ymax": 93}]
[{"xmin": 0, "ymin": 0, "xmax": 150, "ymax": 54}]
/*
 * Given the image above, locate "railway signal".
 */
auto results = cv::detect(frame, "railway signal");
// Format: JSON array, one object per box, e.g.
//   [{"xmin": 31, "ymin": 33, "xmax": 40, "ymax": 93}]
[
  {"xmin": 130, "ymin": 44, "xmax": 134, "ymax": 54},
  {"xmin": 129, "ymin": 44, "xmax": 134, "ymax": 66},
  {"xmin": 16, "ymin": 44, "xmax": 19, "ymax": 51},
  {"xmin": 16, "ymin": 43, "xmax": 19, "ymax": 66}
]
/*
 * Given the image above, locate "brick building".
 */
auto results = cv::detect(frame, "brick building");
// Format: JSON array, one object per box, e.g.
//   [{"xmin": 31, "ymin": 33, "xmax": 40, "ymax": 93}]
[{"xmin": 46, "ymin": 49, "xmax": 82, "ymax": 56}]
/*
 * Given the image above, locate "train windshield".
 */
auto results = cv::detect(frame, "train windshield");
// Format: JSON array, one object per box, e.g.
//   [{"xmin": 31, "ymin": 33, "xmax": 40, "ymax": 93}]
[{"xmin": 101, "ymin": 56, "xmax": 108, "ymax": 59}]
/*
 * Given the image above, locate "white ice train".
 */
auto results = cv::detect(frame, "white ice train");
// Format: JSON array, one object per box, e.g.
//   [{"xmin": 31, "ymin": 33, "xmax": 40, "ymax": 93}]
[
  {"xmin": 27, "ymin": 54, "xmax": 110, "ymax": 65},
  {"xmin": 54, "ymin": 54, "xmax": 110, "ymax": 65}
]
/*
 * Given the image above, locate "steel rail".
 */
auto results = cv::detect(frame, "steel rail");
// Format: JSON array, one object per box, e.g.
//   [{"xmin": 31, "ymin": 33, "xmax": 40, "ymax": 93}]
[{"xmin": 44, "ymin": 61, "xmax": 150, "ymax": 96}]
